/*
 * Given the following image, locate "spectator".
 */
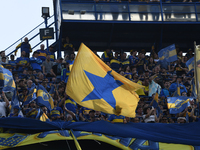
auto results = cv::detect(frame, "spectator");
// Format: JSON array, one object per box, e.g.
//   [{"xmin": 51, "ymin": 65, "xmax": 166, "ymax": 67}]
[
  {"xmin": 25, "ymin": 101, "xmax": 38, "ymax": 119},
  {"xmin": 101, "ymin": 49, "xmax": 113, "ymax": 62},
  {"xmin": 36, "ymin": 44, "xmax": 48, "ymax": 62},
  {"xmin": 8, "ymin": 105, "xmax": 22, "ymax": 117},
  {"xmin": 15, "ymin": 37, "xmax": 32, "ymax": 58},
  {"xmin": 16, "ymin": 51, "xmax": 30, "ymax": 72},
  {"xmin": 61, "ymin": 63, "xmax": 70, "ymax": 83},
  {"xmin": 8, "ymin": 55, "xmax": 16, "ymax": 70},
  {"xmin": 160, "ymin": 80, "xmax": 170, "ymax": 98},
  {"xmin": 108, "ymin": 114, "xmax": 126, "ymax": 123},
  {"xmin": 29, "ymin": 51, "xmax": 43, "ymax": 73},
  {"xmin": 147, "ymin": 57, "xmax": 156, "ymax": 72},
  {"xmin": 177, "ymin": 117, "xmax": 186, "ymax": 124},
  {"xmin": 0, "ymin": 92, "xmax": 10, "ymax": 118},
  {"xmin": 48, "ymin": 46, "xmax": 56, "ymax": 62},
  {"xmin": 79, "ymin": 107, "xmax": 91, "ymax": 121},
  {"xmin": 50, "ymin": 100, "xmax": 63, "ymax": 121},
  {"xmin": 129, "ymin": 49, "xmax": 138, "ymax": 67},
  {"xmin": 169, "ymin": 76, "xmax": 187, "ymax": 95},
  {"xmin": 120, "ymin": 52, "xmax": 130, "ymax": 69},
  {"xmin": 138, "ymin": 0, "xmax": 149, "ymax": 21},
  {"xmin": 51, "ymin": 58, "xmax": 63, "ymax": 81},
  {"xmin": 143, "ymin": 106, "xmax": 158, "ymax": 123},
  {"xmin": 134, "ymin": 52, "xmax": 147, "ymax": 73},
  {"xmin": 63, "ymin": 37, "xmax": 75, "ymax": 59},
  {"xmin": 42, "ymin": 55, "xmax": 54, "ymax": 77}
]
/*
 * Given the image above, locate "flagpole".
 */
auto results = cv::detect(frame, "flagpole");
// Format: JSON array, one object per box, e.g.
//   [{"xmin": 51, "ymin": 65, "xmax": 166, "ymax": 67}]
[{"xmin": 194, "ymin": 41, "xmax": 199, "ymax": 103}]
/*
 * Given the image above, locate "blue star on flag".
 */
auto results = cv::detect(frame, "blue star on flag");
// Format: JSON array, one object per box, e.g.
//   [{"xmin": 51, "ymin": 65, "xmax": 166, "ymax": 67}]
[{"xmin": 82, "ymin": 70, "xmax": 123, "ymax": 109}]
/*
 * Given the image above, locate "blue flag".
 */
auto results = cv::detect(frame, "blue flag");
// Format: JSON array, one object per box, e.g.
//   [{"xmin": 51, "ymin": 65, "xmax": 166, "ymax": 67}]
[
  {"xmin": 23, "ymin": 83, "xmax": 37, "ymax": 105},
  {"xmin": 0, "ymin": 65, "xmax": 15, "ymax": 92},
  {"xmin": 158, "ymin": 44, "xmax": 177, "ymax": 63},
  {"xmin": 173, "ymin": 81, "xmax": 181, "ymax": 97},
  {"xmin": 49, "ymin": 85, "xmax": 55, "ymax": 97},
  {"xmin": 186, "ymin": 57, "xmax": 194, "ymax": 71},
  {"xmin": 36, "ymin": 84, "xmax": 54, "ymax": 111},
  {"xmin": 167, "ymin": 96, "xmax": 192, "ymax": 114}
]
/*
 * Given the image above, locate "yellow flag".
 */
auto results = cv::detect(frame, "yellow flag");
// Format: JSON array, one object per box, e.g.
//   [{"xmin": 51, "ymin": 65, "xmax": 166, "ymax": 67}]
[
  {"xmin": 66, "ymin": 43, "xmax": 143, "ymax": 117},
  {"xmin": 70, "ymin": 130, "xmax": 82, "ymax": 150},
  {"xmin": 195, "ymin": 45, "xmax": 200, "ymax": 102}
]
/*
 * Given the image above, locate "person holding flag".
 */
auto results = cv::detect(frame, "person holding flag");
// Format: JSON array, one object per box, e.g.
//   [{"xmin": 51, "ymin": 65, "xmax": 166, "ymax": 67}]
[{"xmin": 169, "ymin": 76, "xmax": 187, "ymax": 96}]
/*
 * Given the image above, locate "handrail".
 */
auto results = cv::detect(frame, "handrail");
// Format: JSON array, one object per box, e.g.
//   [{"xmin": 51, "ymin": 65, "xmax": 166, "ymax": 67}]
[
  {"xmin": 6, "ymin": 21, "xmax": 56, "ymax": 57},
  {"xmin": 4, "ymin": 15, "xmax": 54, "ymax": 52}
]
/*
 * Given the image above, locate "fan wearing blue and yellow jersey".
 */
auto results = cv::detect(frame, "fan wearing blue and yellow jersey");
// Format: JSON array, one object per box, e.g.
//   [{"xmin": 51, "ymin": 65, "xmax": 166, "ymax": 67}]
[
  {"xmin": 36, "ymin": 44, "xmax": 48, "ymax": 62},
  {"xmin": 129, "ymin": 49, "xmax": 138, "ymax": 67},
  {"xmin": 110, "ymin": 52, "xmax": 121, "ymax": 72},
  {"xmin": 64, "ymin": 97, "xmax": 77, "ymax": 121},
  {"xmin": 48, "ymin": 46, "xmax": 55, "ymax": 62},
  {"xmin": 30, "ymin": 51, "xmax": 43, "ymax": 72},
  {"xmin": 120, "ymin": 52, "xmax": 130, "ymax": 69},
  {"xmin": 15, "ymin": 37, "xmax": 32, "ymax": 58},
  {"xmin": 16, "ymin": 51, "xmax": 30, "ymax": 72},
  {"xmin": 108, "ymin": 114, "xmax": 126, "ymax": 123},
  {"xmin": 50, "ymin": 100, "xmax": 63, "ymax": 121},
  {"xmin": 61, "ymin": 63, "xmax": 70, "ymax": 83},
  {"xmin": 134, "ymin": 52, "xmax": 147, "ymax": 72},
  {"xmin": 25, "ymin": 101, "xmax": 38, "ymax": 119},
  {"xmin": 101, "ymin": 49, "xmax": 113, "ymax": 62},
  {"xmin": 79, "ymin": 107, "xmax": 92, "ymax": 121}
]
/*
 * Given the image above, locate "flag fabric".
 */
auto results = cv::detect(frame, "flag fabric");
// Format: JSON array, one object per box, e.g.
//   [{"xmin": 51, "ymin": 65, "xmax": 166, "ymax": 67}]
[
  {"xmin": 173, "ymin": 81, "xmax": 181, "ymax": 97},
  {"xmin": 0, "ymin": 65, "xmax": 15, "ymax": 92},
  {"xmin": 158, "ymin": 44, "xmax": 177, "ymax": 63},
  {"xmin": 186, "ymin": 57, "xmax": 194, "ymax": 71},
  {"xmin": 70, "ymin": 129, "xmax": 82, "ymax": 150},
  {"xmin": 148, "ymin": 80, "xmax": 161, "ymax": 97},
  {"xmin": 66, "ymin": 43, "xmax": 143, "ymax": 117},
  {"xmin": 37, "ymin": 84, "xmax": 54, "ymax": 111},
  {"xmin": 49, "ymin": 85, "xmax": 55, "ymax": 97},
  {"xmin": 191, "ymin": 78, "xmax": 197, "ymax": 98},
  {"xmin": 0, "ymin": 65, "xmax": 16, "ymax": 109},
  {"xmin": 167, "ymin": 96, "xmax": 191, "ymax": 114},
  {"xmin": 194, "ymin": 45, "xmax": 200, "ymax": 102},
  {"xmin": 23, "ymin": 83, "xmax": 37, "ymax": 105},
  {"xmin": 36, "ymin": 106, "xmax": 50, "ymax": 122}
]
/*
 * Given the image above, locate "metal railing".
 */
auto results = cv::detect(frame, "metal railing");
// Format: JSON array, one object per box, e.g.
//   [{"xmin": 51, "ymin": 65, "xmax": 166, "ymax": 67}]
[
  {"xmin": 61, "ymin": 1, "xmax": 200, "ymax": 23},
  {"xmin": 5, "ymin": 15, "xmax": 56, "ymax": 57}
]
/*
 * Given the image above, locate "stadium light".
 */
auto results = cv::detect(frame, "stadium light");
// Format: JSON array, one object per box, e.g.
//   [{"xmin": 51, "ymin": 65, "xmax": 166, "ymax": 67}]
[{"xmin": 42, "ymin": 7, "xmax": 50, "ymax": 18}]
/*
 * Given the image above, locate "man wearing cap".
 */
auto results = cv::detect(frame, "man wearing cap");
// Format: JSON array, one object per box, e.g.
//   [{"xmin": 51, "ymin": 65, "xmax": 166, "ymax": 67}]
[
  {"xmin": 29, "ymin": 51, "xmax": 42, "ymax": 73},
  {"xmin": 177, "ymin": 117, "xmax": 186, "ymax": 124}
]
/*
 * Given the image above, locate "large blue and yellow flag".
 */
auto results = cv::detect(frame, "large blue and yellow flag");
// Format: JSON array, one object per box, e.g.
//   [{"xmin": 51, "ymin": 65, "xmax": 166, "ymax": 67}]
[
  {"xmin": 158, "ymin": 44, "xmax": 177, "ymax": 62},
  {"xmin": 66, "ymin": 43, "xmax": 143, "ymax": 117},
  {"xmin": 36, "ymin": 84, "xmax": 54, "ymax": 111},
  {"xmin": 186, "ymin": 57, "xmax": 194, "ymax": 71},
  {"xmin": 0, "ymin": 65, "xmax": 15, "ymax": 92},
  {"xmin": 23, "ymin": 83, "xmax": 37, "ymax": 105},
  {"xmin": 194, "ymin": 45, "xmax": 200, "ymax": 102},
  {"xmin": 167, "ymin": 96, "xmax": 191, "ymax": 114}
]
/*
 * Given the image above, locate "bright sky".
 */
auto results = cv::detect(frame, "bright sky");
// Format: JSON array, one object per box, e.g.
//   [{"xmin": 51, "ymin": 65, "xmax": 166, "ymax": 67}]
[{"xmin": 0, "ymin": 0, "xmax": 54, "ymax": 57}]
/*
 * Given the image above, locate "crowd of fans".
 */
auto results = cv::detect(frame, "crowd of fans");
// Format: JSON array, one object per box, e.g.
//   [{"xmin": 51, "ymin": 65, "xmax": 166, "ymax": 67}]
[{"xmin": 0, "ymin": 36, "xmax": 197, "ymax": 125}]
